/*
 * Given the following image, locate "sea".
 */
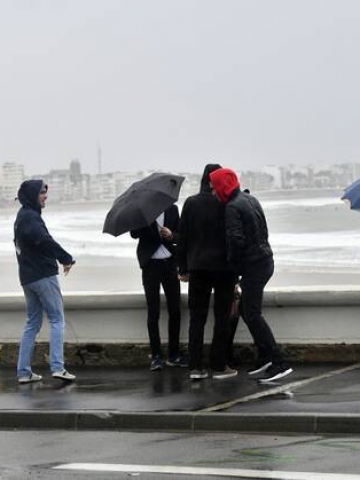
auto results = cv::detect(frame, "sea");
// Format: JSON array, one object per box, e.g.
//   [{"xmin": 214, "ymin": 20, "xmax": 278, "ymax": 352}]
[{"xmin": 1, "ymin": 188, "xmax": 360, "ymax": 292}]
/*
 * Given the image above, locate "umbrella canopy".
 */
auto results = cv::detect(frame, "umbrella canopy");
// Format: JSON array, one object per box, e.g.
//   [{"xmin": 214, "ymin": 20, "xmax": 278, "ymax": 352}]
[
  {"xmin": 103, "ymin": 172, "xmax": 185, "ymax": 236},
  {"xmin": 341, "ymin": 178, "xmax": 360, "ymax": 211}
]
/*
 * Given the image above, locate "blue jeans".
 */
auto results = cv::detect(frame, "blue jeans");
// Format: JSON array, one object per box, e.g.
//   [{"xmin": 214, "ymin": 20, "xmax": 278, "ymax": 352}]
[{"xmin": 17, "ymin": 275, "xmax": 65, "ymax": 378}]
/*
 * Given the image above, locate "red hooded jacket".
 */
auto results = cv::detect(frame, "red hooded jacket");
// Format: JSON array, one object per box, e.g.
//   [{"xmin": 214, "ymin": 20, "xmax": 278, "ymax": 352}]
[{"xmin": 209, "ymin": 168, "xmax": 239, "ymax": 203}]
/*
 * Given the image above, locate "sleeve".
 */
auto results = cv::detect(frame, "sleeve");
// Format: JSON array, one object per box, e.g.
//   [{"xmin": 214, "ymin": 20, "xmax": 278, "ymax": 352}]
[
  {"xmin": 130, "ymin": 223, "xmax": 159, "ymax": 242},
  {"xmin": 176, "ymin": 201, "xmax": 189, "ymax": 275},
  {"xmin": 225, "ymin": 203, "xmax": 245, "ymax": 271},
  {"xmin": 24, "ymin": 216, "xmax": 74, "ymax": 265},
  {"xmin": 165, "ymin": 204, "xmax": 180, "ymax": 245}
]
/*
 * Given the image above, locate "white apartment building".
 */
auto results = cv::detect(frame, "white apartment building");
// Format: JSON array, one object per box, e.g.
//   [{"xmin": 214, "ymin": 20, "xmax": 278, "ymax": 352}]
[
  {"xmin": 262, "ymin": 165, "xmax": 282, "ymax": 189},
  {"xmin": 1, "ymin": 162, "xmax": 24, "ymax": 201}
]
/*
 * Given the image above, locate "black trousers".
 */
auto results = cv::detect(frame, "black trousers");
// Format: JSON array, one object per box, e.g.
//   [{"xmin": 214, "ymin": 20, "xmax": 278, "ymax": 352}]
[
  {"xmin": 239, "ymin": 258, "xmax": 284, "ymax": 365},
  {"xmin": 142, "ymin": 258, "xmax": 181, "ymax": 359},
  {"xmin": 227, "ymin": 312, "xmax": 240, "ymax": 364},
  {"xmin": 188, "ymin": 270, "xmax": 236, "ymax": 371}
]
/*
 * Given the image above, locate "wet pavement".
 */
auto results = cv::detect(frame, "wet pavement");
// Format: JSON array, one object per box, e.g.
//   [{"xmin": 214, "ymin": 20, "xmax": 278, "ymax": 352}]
[
  {"xmin": 1, "ymin": 363, "xmax": 360, "ymax": 433},
  {"xmin": 0, "ymin": 364, "xmax": 342, "ymax": 411}
]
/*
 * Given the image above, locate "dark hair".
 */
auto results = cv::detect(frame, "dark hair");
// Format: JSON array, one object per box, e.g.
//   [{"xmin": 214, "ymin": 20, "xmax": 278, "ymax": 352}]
[{"xmin": 200, "ymin": 163, "xmax": 222, "ymax": 193}]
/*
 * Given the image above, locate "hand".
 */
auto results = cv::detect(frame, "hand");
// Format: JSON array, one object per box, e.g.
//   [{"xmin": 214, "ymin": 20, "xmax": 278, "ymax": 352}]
[
  {"xmin": 63, "ymin": 264, "xmax": 74, "ymax": 276},
  {"xmin": 160, "ymin": 226, "xmax": 173, "ymax": 240},
  {"xmin": 178, "ymin": 274, "xmax": 189, "ymax": 282}
]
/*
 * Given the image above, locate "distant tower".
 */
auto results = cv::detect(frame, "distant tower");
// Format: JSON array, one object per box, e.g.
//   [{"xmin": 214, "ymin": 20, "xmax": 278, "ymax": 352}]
[
  {"xmin": 70, "ymin": 158, "xmax": 81, "ymax": 177},
  {"xmin": 97, "ymin": 143, "xmax": 102, "ymax": 176}
]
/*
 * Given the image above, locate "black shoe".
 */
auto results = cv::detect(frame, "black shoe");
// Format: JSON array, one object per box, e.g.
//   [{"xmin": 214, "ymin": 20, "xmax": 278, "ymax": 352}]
[
  {"xmin": 166, "ymin": 354, "xmax": 188, "ymax": 368},
  {"xmin": 212, "ymin": 366, "xmax": 238, "ymax": 380},
  {"xmin": 247, "ymin": 360, "xmax": 272, "ymax": 375},
  {"xmin": 150, "ymin": 355, "xmax": 165, "ymax": 371},
  {"xmin": 227, "ymin": 355, "xmax": 242, "ymax": 368},
  {"xmin": 258, "ymin": 364, "xmax": 293, "ymax": 383},
  {"xmin": 189, "ymin": 369, "xmax": 209, "ymax": 380}
]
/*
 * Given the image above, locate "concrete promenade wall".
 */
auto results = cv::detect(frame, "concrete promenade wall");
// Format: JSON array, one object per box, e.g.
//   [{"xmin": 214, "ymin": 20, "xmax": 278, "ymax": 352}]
[{"xmin": 1, "ymin": 286, "xmax": 360, "ymax": 365}]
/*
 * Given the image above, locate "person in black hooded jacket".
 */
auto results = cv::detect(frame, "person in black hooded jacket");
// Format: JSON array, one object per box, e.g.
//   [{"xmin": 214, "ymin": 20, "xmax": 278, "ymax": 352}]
[
  {"xmin": 177, "ymin": 164, "xmax": 237, "ymax": 380},
  {"xmin": 14, "ymin": 179, "xmax": 76, "ymax": 383}
]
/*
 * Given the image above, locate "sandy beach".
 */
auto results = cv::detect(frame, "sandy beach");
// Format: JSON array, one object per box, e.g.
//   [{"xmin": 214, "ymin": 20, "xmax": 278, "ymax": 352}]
[
  {"xmin": 1, "ymin": 256, "xmax": 142, "ymax": 294},
  {"xmin": 3, "ymin": 254, "xmax": 360, "ymax": 294}
]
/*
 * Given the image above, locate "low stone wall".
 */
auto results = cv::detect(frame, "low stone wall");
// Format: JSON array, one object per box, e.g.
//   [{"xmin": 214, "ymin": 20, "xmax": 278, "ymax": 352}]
[{"xmin": 1, "ymin": 286, "xmax": 360, "ymax": 366}]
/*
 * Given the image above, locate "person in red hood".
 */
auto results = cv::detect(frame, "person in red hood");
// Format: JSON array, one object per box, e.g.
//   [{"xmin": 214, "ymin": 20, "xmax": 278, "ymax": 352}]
[{"xmin": 209, "ymin": 168, "xmax": 293, "ymax": 383}]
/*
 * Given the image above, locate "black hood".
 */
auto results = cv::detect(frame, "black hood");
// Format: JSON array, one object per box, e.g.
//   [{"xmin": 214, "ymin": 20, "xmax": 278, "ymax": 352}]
[
  {"xmin": 200, "ymin": 163, "xmax": 222, "ymax": 193},
  {"xmin": 17, "ymin": 180, "xmax": 46, "ymax": 212}
]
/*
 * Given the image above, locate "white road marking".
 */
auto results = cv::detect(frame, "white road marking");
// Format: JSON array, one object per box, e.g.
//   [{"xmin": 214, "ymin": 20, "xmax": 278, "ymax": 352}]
[
  {"xmin": 53, "ymin": 463, "xmax": 360, "ymax": 479},
  {"xmin": 201, "ymin": 363, "xmax": 360, "ymax": 412}
]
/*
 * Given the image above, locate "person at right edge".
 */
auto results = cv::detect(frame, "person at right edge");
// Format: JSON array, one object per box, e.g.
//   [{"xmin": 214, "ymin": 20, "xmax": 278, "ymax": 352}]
[{"xmin": 209, "ymin": 167, "xmax": 293, "ymax": 383}]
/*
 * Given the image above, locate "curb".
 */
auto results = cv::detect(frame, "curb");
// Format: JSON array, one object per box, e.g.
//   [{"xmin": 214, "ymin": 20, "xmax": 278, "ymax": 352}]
[
  {"xmin": 3, "ymin": 343, "xmax": 360, "ymax": 366},
  {"xmin": 1, "ymin": 410, "xmax": 360, "ymax": 434}
]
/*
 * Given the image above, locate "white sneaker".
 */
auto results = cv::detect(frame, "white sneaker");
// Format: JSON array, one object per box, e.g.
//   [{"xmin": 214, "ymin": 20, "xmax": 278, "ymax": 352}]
[
  {"xmin": 52, "ymin": 370, "xmax": 76, "ymax": 381},
  {"xmin": 18, "ymin": 372, "xmax": 42, "ymax": 384}
]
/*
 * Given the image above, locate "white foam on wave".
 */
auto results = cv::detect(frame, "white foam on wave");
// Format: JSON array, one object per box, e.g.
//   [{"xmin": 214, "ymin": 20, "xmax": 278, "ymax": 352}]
[
  {"xmin": 0, "ymin": 239, "xmax": 137, "ymax": 258},
  {"xmin": 0, "ymin": 208, "xmax": 137, "ymax": 258},
  {"xmin": 0, "ymin": 195, "xmax": 358, "ymax": 267},
  {"xmin": 271, "ymin": 230, "xmax": 360, "ymax": 248},
  {"xmin": 272, "ymin": 230, "xmax": 360, "ymax": 267},
  {"xmin": 263, "ymin": 196, "xmax": 342, "ymax": 210}
]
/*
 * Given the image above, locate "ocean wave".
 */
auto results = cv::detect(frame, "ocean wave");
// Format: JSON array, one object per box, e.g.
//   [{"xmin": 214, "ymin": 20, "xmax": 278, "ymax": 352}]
[
  {"xmin": 270, "ymin": 230, "xmax": 360, "ymax": 248},
  {"xmin": 1, "ymin": 195, "xmax": 359, "ymax": 268},
  {"xmin": 0, "ymin": 240, "xmax": 137, "ymax": 259},
  {"xmin": 262, "ymin": 197, "xmax": 343, "ymax": 210}
]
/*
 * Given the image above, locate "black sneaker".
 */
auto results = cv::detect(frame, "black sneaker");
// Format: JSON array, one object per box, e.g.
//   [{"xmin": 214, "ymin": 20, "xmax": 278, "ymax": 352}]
[
  {"xmin": 258, "ymin": 364, "xmax": 293, "ymax": 383},
  {"xmin": 247, "ymin": 360, "xmax": 272, "ymax": 375},
  {"xmin": 166, "ymin": 355, "xmax": 188, "ymax": 368},
  {"xmin": 227, "ymin": 356, "xmax": 242, "ymax": 368},
  {"xmin": 150, "ymin": 355, "xmax": 165, "ymax": 371},
  {"xmin": 189, "ymin": 369, "xmax": 209, "ymax": 380}
]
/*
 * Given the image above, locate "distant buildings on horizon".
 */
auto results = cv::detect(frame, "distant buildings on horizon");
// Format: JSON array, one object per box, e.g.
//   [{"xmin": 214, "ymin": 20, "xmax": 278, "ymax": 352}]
[{"xmin": 1, "ymin": 159, "xmax": 360, "ymax": 204}]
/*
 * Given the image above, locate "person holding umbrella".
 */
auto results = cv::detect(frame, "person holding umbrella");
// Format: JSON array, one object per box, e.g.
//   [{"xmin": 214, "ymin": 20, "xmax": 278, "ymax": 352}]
[
  {"xmin": 131, "ymin": 205, "xmax": 186, "ymax": 371},
  {"xmin": 103, "ymin": 172, "xmax": 187, "ymax": 372}
]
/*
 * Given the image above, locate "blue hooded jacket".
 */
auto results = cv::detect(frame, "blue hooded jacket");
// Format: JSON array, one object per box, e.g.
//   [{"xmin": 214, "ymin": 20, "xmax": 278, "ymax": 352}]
[{"xmin": 14, "ymin": 180, "xmax": 74, "ymax": 286}]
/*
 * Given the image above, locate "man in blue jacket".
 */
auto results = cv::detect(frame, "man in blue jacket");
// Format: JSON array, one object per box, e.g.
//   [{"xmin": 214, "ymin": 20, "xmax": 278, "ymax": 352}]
[{"xmin": 14, "ymin": 180, "xmax": 76, "ymax": 383}]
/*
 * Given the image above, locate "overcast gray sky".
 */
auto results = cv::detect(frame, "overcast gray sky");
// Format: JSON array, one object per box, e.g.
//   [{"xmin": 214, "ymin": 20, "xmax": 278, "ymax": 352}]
[{"xmin": 1, "ymin": 0, "xmax": 360, "ymax": 175}]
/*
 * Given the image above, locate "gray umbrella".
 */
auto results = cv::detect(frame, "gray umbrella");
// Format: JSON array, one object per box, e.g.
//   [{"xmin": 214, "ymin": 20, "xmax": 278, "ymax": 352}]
[{"xmin": 103, "ymin": 172, "xmax": 185, "ymax": 237}]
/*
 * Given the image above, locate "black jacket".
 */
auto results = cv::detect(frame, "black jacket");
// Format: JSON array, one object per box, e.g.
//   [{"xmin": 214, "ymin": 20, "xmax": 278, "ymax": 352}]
[
  {"xmin": 225, "ymin": 189, "xmax": 273, "ymax": 273},
  {"xmin": 14, "ymin": 180, "xmax": 74, "ymax": 286},
  {"xmin": 130, "ymin": 204, "xmax": 179, "ymax": 269},
  {"xmin": 177, "ymin": 164, "xmax": 231, "ymax": 275}
]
